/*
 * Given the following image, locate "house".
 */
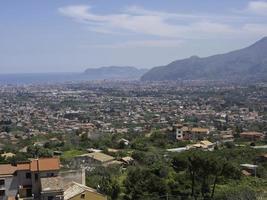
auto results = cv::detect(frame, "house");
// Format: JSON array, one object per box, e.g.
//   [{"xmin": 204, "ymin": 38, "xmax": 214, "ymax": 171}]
[
  {"xmin": 188, "ymin": 140, "xmax": 215, "ymax": 151},
  {"xmin": 190, "ymin": 128, "xmax": 210, "ymax": 140},
  {"xmin": 64, "ymin": 182, "xmax": 107, "ymax": 200},
  {"xmin": 72, "ymin": 152, "xmax": 116, "ymax": 169},
  {"xmin": 0, "ymin": 159, "xmax": 105, "ymax": 200},
  {"xmin": 240, "ymin": 132, "xmax": 264, "ymax": 141},
  {"xmin": 175, "ymin": 126, "xmax": 190, "ymax": 141},
  {"xmin": 173, "ymin": 125, "xmax": 209, "ymax": 141},
  {"xmin": 85, "ymin": 152, "xmax": 115, "ymax": 165},
  {"xmin": 0, "ymin": 157, "xmax": 62, "ymax": 200}
]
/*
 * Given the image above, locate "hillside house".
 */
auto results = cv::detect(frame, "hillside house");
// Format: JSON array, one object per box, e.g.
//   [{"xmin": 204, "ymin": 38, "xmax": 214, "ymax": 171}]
[{"xmin": 0, "ymin": 158, "xmax": 62, "ymax": 200}]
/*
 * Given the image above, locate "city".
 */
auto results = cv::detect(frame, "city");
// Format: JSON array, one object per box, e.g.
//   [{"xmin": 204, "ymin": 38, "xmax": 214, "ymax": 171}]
[{"xmin": 0, "ymin": 81, "xmax": 266, "ymax": 199}]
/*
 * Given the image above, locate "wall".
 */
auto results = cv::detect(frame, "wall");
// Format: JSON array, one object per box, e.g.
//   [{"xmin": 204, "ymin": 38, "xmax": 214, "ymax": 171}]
[
  {"xmin": 0, "ymin": 175, "xmax": 18, "ymax": 200},
  {"xmin": 59, "ymin": 169, "xmax": 85, "ymax": 186}
]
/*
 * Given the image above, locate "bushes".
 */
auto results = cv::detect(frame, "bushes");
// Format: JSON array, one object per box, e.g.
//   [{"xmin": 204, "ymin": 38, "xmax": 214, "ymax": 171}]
[
  {"xmin": 124, "ymin": 167, "xmax": 168, "ymax": 200},
  {"xmin": 215, "ymin": 186, "xmax": 257, "ymax": 200}
]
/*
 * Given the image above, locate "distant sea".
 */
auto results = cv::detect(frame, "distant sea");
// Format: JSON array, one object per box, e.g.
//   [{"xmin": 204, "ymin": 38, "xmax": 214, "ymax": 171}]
[{"xmin": 0, "ymin": 73, "xmax": 91, "ymax": 85}]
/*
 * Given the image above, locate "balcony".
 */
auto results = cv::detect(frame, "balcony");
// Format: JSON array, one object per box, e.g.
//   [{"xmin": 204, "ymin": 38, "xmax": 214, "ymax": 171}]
[{"xmin": 18, "ymin": 185, "xmax": 33, "ymax": 200}]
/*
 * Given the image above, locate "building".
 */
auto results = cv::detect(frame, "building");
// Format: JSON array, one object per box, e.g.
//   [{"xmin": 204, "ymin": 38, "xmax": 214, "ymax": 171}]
[
  {"xmin": 0, "ymin": 158, "xmax": 105, "ymax": 200},
  {"xmin": 240, "ymin": 132, "xmax": 264, "ymax": 141},
  {"xmin": 64, "ymin": 182, "xmax": 107, "ymax": 200},
  {"xmin": 72, "ymin": 152, "xmax": 115, "ymax": 169},
  {"xmin": 174, "ymin": 125, "xmax": 209, "ymax": 141},
  {"xmin": 188, "ymin": 140, "xmax": 215, "ymax": 151},
  {"xmin": 191, "ymin": 128, "xmax": 210, "ymax": 140},
  {"xmin": 0, "ymin": 158, "xmax": 62, "ymax": 200},
  {"xmin": 175, "ymin": 126, "xmax": 190, "ymax": 141}
]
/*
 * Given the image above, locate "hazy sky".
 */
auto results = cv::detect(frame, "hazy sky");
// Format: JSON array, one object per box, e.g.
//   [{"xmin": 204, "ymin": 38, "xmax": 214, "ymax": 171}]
[{"xmin": 1, "ymin": 0, "xmax": 267, "ymax": 73}]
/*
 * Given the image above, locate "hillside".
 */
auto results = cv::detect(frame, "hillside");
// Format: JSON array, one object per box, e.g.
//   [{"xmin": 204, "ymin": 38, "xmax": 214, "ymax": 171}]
[
  {"xmin": 141, "ymin": 37, "xmax": 267, "ymax": 82},
  {"xmin": 84, "ymin": 66, "xmax": 147, "ymax": 80}
]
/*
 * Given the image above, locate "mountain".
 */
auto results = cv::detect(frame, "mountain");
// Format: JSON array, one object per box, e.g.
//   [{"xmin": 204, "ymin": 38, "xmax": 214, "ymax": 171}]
[
  {"xmin": 84, "ymin": 66, "xmax": 147, "ymax": 80},
  {"xmin": 141, "ymin": 37, "xmax": 267, "ymax": 82}
]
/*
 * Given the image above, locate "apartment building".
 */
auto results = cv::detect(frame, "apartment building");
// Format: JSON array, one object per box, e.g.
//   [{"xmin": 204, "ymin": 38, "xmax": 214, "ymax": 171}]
[
  {"xmin": 174, "ymin": 125, "xmax": 210, "ymax": 141},
  {"xmin": 0, "ymin": 158, "xmax": 63, "ymax": 200}
]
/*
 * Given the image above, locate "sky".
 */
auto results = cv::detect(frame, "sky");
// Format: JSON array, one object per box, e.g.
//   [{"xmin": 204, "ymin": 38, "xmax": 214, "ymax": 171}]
[{"xmin": 1, "ymin": 0, "xmax": 267, "ymax": 73}]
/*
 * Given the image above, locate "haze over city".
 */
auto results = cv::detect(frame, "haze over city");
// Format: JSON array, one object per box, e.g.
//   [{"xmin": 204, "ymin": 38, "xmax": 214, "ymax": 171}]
[{"xmin": 1, "ymin": 0, "xmax": 267, "ymax": 73}]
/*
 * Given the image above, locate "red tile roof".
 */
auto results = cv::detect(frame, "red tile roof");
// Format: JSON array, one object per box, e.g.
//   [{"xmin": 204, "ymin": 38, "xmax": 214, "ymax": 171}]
[
  {"xmin": 0, "ymin": 164, "xmax": 17, "ymax": 175},
  {"xmin": 0, "ymin": 157, "xmax": 60, "ymax": 175},
  {"xmin": 30, "ymin": 158, "xmax": 60, "ymax": 172}
]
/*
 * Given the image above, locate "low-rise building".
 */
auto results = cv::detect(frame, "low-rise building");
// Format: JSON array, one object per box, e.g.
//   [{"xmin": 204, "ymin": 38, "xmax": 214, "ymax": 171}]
[
  {"xmin": 240, "ymin": 132, "xmax": 264, "ymax": 141},
  {"xmin": 174, "ymin": 125, "xmax": 210, "ymax": 141},
  {"xmin": 64, "ymin": 182, "xmax": 107, "ymax": 200},
  {"xmin": 0, "ymin": 158, "xmax": 106, "ymax": 200},
  {"xmin": 0, "ymin": 158, "xmax": 62, "ymax": 200}
]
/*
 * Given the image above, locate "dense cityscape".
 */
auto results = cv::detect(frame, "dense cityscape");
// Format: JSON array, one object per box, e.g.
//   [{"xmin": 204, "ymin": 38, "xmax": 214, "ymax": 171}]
[{"xmin": 0, "ymin": 81, "xmax": 266, "ymax": 199}]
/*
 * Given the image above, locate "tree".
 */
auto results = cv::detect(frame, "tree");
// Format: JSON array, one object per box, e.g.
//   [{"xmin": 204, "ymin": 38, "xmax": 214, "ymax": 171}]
[
  {"xmin": 98, "ymin": 175, "xmax": 120, "ymax": 200},
  {"xmin": 172, "ymin": 154, "xmax": 188, "ymax": 172},
  {"xmin": 124, "ymin": 167, "xmax": 167, "ymax": 200},
  {"xmin": 27, "ymin": 145, "xmax": 52, "ymax": 158},
  {"xmin": 172, "ymin": 151, "xmax": 241, "ymax": 199}
]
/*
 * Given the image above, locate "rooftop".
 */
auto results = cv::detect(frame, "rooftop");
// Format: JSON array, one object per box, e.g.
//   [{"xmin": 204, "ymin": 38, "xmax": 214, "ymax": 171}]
[
  {"xmin": 41, "ymin": 177, "xmax": 64, "ymax": 192},
  {"xmin": 78, "ymin": 152, "xmax": 114, "ymax": 163},
  {"xmin": 64, "ymin": 182, "xmax": 106, "ymax": 200},
  {"xmin": 0, "ymin": 157, "xmax": 60, "ymax": 175}
]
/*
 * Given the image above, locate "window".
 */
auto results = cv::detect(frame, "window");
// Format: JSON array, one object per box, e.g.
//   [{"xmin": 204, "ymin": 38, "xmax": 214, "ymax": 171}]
[
  {"xmin": 48, "ymin": 196, "xmax": 54, "ymax": 200},
  {"xmin": 0, "ymin": 180, "xmax": 4, "ymax": 186},
  {"xmin": 0, "ymin": 190, "xmax": 5, "ymax": 196},
  {"xmin": 81, "ymin": 194, "xmax": 85, "ymax": 199},
  {"xmin": 26, "ymin": 173, "xmax": 31, "ymax": 179}
]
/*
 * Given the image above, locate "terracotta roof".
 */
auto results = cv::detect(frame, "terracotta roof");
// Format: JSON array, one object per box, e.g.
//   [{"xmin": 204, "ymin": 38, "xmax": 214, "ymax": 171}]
[
  {"xmin": 17, "ymin": 163, "xmax": 30, "ymax": 171},
  {"xmin": 240, "ymin": 132, "xmax": 263, "ymax": 136},
  {"xmin": 30, "ymin": 157, "xmax": 60, "ymax": 172},
  {"xmin": 0, "ymin": 157, "xmax": 60, "ymax": 175},
  {"xmin": 0, "ymin": 164, "xmax": 17, "ymax": 175}
]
